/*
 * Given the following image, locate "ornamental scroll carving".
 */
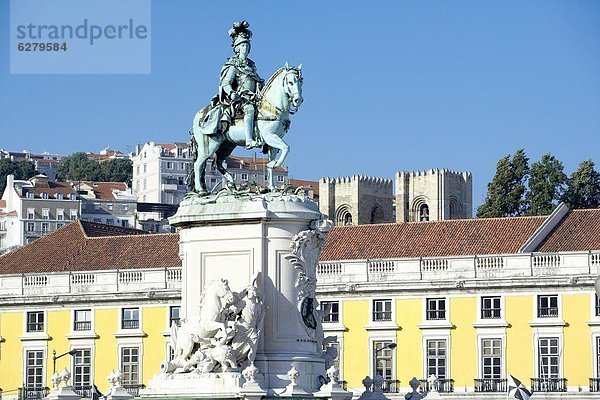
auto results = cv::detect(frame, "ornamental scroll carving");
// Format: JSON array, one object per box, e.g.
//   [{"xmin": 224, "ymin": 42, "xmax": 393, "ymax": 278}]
[{"xmin": 285, "ymin": 219, "xmax": 333, "ymax": 337}]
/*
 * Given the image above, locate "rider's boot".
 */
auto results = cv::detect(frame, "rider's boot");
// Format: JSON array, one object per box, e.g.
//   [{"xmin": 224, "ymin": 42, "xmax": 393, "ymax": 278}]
[{"xmin": 244, "ymin": 106, "xmax": 259, "ymax": 149}]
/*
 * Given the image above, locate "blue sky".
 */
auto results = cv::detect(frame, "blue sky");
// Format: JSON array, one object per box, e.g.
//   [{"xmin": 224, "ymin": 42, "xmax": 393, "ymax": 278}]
[{"xmin": 1, "ymin": 1, "xmax": 599, "ymax": 208}]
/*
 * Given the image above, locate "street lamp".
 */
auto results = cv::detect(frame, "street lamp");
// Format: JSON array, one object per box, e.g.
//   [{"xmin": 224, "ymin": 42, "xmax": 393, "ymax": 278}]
[
  {"xmin": 53, "ymin": 349, "xmax": 78, "ymax": 374},
  {"xmin": 373, "ymin": 343, "xmax": 397, "ymax": 375}
]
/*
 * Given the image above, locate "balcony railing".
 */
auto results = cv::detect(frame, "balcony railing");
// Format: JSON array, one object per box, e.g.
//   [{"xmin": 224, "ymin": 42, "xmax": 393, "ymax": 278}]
[
  {"xmin": 481, "ymin": 308, "xmax": 501, "ymax": 319},
  {"xmin": 590, "ymin": 378, "xmax": 600, "ymax": 392},
  {"xmin": 123, "ymin": 384, "xmax": 145, "ymax": 397},
  {"xmin": 26, "ymin": 323, "xmax": 44, "ymax": 332},
  {"xmin": 18, "ymin": 387, "xmax": 49, "ymax": 400},
  {"xmin": 426, "ymin": 310, "xmax": 446, "ymax": 320},
  {"xmin": 531, "ymin": 377, "xmax": 567, "ymax": 392},
  {"xmin": 372, "ymin": 312, "xmax": 392, "ymax": 322},
  {"xmin": 419, "ymin": 378, "xmax": 454, "ymax": 393},
  {"xmin": 72, "ymin": 386, "xmax": 93, "ymax": 398},
  {"xmin": 0, "ymin": 267, "xmax": 182, "ymax": 297},
  {"xmin": 474, "ymin": 378, "xmax": 507, "ymax": 392},
  {"xmin": 537, "ymin": 307, "xmax": 559, "ymax": 318},
  {"xmin": 122, "ymin": 319, "xmax": 140, "ymax": 329},
  {"xmin": 381, "ymin": 379, "xmax": 400, "ymax": 393},
  {"xmin": 316, "ymin": 251, "xmax": 600, "ymax": 286},
  {"xmin": 74, "ymin": 321, "xmax": 92, "ymax": 331}
]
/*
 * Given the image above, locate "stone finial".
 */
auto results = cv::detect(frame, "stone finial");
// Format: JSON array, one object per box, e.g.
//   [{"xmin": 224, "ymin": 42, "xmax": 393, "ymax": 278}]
[
  {"xmin": 51, "ymin": 371, "xmax": 61, "ymax": 389},
  {"xmin": 287, "ymin": 366, "xmax": 299, "ymax": 385},
  {"xmin": 242, "ymin": 363, "xmax": 260, "ymax": 384},
  {"xmin": 108, "ymin": 369, "xmax": 124, "ymax": 388},
  {"xmin": 59, "ymin": 368, "xmax": 71, "ymax": 386},
  {"xmin": 326, "ymin": 366, "xmax": 340, "ymax": 385},
  {"xmin": 362, "ymin": 376, "xmax": 373, "ymax": 392}
]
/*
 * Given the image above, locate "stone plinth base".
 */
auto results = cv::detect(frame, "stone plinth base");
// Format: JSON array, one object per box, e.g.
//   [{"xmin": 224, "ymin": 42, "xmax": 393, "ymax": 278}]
[{"xmin": 141, "ymin": 372, "xmax": 243, "ymax": 399}]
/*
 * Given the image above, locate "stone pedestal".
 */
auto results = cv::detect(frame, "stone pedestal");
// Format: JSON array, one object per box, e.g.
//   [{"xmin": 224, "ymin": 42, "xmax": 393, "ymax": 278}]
[{"xmin": 145, "ymin": 192, "xmax": 343, "ymax": 398}]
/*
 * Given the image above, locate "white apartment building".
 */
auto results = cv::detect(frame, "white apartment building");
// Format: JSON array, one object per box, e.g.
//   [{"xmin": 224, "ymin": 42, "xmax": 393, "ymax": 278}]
[
  {"xmin": 78, "ymin": 181, "xmax": 137, "ymax": 228},
  {"xmin": 131, "ymin": 141, "xmax": 290, "ymax": 205},
  {"xmin": 0, "ymin": 174, "xmax": 80, "ymax": 254}
]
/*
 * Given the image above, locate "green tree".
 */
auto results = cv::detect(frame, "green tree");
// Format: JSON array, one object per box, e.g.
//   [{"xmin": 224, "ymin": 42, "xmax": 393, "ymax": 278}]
[
  {"xmin": 563, "ymin": 159, "xmax": 600, "ymax": 209},
  {"xmin": 477, "ymin": 149, "xmax": 530, "ymax": 218},
  {"xmin": 526, "ymin": 153, "xmax": 567, "ymax": 216},
  {"xmin": 0, "ymin": 159, "xmax": 36, "ymax": 194},
  {"xmin": 56, "ymin": 152, "xmax": 103, "ymax": 181},
  {"xmin": 100, "ymin": 158, "xmax": 133, "ymax": 183}
]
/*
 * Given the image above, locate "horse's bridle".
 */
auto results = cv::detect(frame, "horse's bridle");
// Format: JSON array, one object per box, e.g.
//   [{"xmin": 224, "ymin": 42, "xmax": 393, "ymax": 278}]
[{"xmin": 283, "ymin": 69, "xmax": 303, "ymax": 115}]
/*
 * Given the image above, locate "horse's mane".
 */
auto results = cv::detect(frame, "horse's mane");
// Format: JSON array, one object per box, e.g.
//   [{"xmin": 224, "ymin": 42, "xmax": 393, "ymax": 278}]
[
  {"xmin": 198, "ymin": 279, "xmax": 219, "ymax": 307},
  {"xmin": 259, "ymin": 67, "xmax": 285, "ymax": 96}
]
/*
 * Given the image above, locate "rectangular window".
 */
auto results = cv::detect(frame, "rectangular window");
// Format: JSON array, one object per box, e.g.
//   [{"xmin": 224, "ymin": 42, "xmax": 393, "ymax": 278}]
[
  {"xmin": 56, "ymin": 193, "xmax": 63, "ymax": 200},
  {"xmin": 321, "ymin": 301, "xmax": 340, "ymax": 323},
  {"xmin": 93, "ymin": 218, "xmax": 102, "ymax": 223},
  {"xmin": 121, "ymin": 347, "xmax": 140, "ymax": 385},
  {"xmin": 27, "ymin": 222, "xmax": 35, "ymax": 232},
  {"xmin": 56, "ymin": 223, "xmax": 64, "ymax": 230},
  {"xmin": 27, "ymin": 208, "xmax": 35, "ymax": 219},
  {"xmin": 70, "ymin": 210, "xmax": 78, "ymax": 220},
  {"xmin": 121, "ymin": 220, "xmax": 129, "ymax": 228},
  {"xmin": 106, "ymin": 219, "xmax": 114, "ymax": 225},
  {"xmin": 537, "ymin": 295, "xmax": 558, "ymax": 318},
  {"xmin": 481, "ymin": 296, "xmax": 501, "ymax": 319},
  {"xmin": 143, "ymin": 164, "xmax": 147, "ymax": 173},
  {"xmin": 26, "ymin": 311, "xmax": 44, "ymax": 332},
  {"xmin": 169, "ymin": 306, "xmax": 181, "ymax": 327},
  {"xmin": 166, "ymin": 162, "xmax": 173, "ymax": 169},
  {"xmin": 122, "ymin": 308, "xmax": 139, "ymax": 329},
  {"xmin": 107, "ymin": 204, "xmax": 114, "ymax": 211},
  {"xmin": 41, "ymin": 222, "xmax": 49, "ymax": 234},
  {"xmin": 123, "ymin": 204, "xmax": 129, "ymax": 211},
  {"xmin": 538, "ymin": 337, "xmax": 560, "ymax": 379},
  {"xmin": 74, "ymin": 310, "xmax": 92, "ymax": 331},
  {"xmin": 374, "ymin": 340, "xmax": 394, "ymax": 380},
  {"xmin": 241, "ymin": 173, "xmax": 248, "ymax": 181},
  {"xmin": 481, "ymin": 338, "xmax": 502, "ymax": 379},
  {"xmin": 373, "ymin": 299, "xmax": 392, "ymax": 321},
  {"xmin": 93, "ymin": 203, "xmax": 101, "ymax": 211},
  {"xmin": 427, "ymin": 339, "xmax": 447, "ymax": 379},
  {"xmin": 426, "ymin": 298, "xmax": 446, "ymax": 320},
  {"xmin": 25, "ymin": 350, "xmax": 44, "ymax": 388},
  {"xmin": 70, "ymin": 193, "xmax": 77, "ymax": 200},
  {"xmin": 56, "ymin": 209, "xmax": 64, "ymax": 221},
  {"xmin": 277, "ymin": 175, "xmax": 285, "ymax": 183},
  {"xmin": 73, "ymin": 348, "xmax": 92, "ymax": 390},
  {"xmin": 42, "ymin": 208, "xmax": 49, "ymax": 220},
  {"xmin": 596, "ymin": 294, "xmax": 600, "ymax": 317}
]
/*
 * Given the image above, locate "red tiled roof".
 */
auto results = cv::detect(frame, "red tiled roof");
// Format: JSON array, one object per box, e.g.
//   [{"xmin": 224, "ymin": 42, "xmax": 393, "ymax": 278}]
[
  {"xmin": 26, "ymin": 181, "xmax": 75, "ymax": 198},
  {"xmin": 535, "ymin": 209, "xmax": 600, "ymax": 252},
  {"xmin": 79, "ymin": 181, "xmax": 128, "ymax": 200},
  {"xmin": 320, "ymin": 216, "xmax": 547, "ymax": 261},
  {"xmin": 289, "ymin": 179, "xmax": 319, "ymax": 196},
  {"xmin": 0, "ymin": 220, "xmax": 180, "ymax": 274}
]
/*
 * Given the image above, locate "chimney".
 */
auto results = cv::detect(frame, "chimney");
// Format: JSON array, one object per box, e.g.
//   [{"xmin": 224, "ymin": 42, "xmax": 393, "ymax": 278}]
[
  {"xmin": 6, "ymin": 174, "xmax": 14, "ymax": 192},
  {"xmin": 135, "ymin": 144, "xmax": 141, "ymax": 155}
]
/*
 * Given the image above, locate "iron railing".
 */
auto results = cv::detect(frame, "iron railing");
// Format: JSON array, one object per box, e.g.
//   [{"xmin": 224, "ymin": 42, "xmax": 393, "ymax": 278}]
[
  {"xmin": 537, "ymin": 307, "xmax": 559, "ymax": 318},
  {"xmin": 121, "ymin": 319, "xmax": 139, "ymax": 329},
  {"xmin": 372, "ymin": 311, "xmax": 392, "ymax": 321},
  {"xmin": 72, "ymin": 386, "xmax": 93, "ymax": 398},
  {"xmin": 419, "ymin": 378, "xmax": 454, "ymax": 393},
  {"xmin": 531, "ymin": 378, "xmax": 567, "ymax": 392},
  {"xmin": 74, "ymin": 321, "xmax": 92, "ymax": 331},
  {"xmin": 590, "ymin": 378, "xmax": 600, "ymax": 392},
  {"xmin": 123, "ymin": 384, "xmax": 144, "ymax": 397},
  {"xmin": 474, "ymin": 378, "xmax": 507, "ymax": 392},
  {"xmin": 26, "ymin": 323, "xmax": 44, "ymax": 333},
  {"xmin": 381, "ymin": 379, "xmax": 400, "ymax": 393},
  {"xmin": 18, "ymin": 387, "xmax": 49, "ymax": 400},
  {"xmin": 426, "ymin": 310, "xmax": 446, "ymax": 320}
]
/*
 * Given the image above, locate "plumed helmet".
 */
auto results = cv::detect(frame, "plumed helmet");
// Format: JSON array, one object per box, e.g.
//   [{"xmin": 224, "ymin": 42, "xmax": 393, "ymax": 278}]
[{"xmin": 228, "ymin": 20, "xmax": 252, "ymax": 48}]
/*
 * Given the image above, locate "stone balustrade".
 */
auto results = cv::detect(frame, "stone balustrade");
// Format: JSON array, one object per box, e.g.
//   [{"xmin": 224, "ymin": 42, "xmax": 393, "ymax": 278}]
[
  {"xmin": 317, "ymin": 251, "xmax": 600, "ymax": 285},
  {"xmin": 0, "ymin": 267, "xmax": 182, "ymax": 297}
]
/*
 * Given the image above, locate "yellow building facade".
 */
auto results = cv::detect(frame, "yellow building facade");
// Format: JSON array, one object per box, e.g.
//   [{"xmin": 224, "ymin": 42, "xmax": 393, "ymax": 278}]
[{"xmin": 1, "ymin": 208, "xmax": 600, "ymax": 399}]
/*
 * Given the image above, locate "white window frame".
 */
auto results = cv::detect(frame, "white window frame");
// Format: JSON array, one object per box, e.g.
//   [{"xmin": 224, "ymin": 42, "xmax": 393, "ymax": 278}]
[
  {"xmin": 70, "ymin": 347, "xmax": 93, "ymax": 390},
  {"xmin": 70, "ymin": 210, "xmax": 78, "ymax": 220},
  {"xmin": 534, "ymin": 335, "xmax": 563, "ymax": 380},
  {"xmin": 371, "ymin": 299, "xmax": 393, "ymax": 322},
  {"xmin": 72, "ymin": 309, "xmax": 94, "ymax": 333},
  {"xmin": 277, "ymin": 175, "xmax": 285, "ymax": 183},
  {"xmin": 22, "ymin": 348, "xmax": 46, "ymax": 389},
  {"xmin": 56, "ymin": 209, "xmax": 64, "ymax": 221},
  {"xmin": 42, "ymin": 207, "xmax": 50, "ymax": 219},
  {"xmin": 118, "ymin": 345, "xmax": 142, "ymax": 386},
  {"xmin": 27, "ymin": 208, "xmax": 35, "ymax": 220},
  {"xmin": 423, "ymin": 336, "xmax": 450, "ymax": 380},
  {"xmin": 321, "ymin": 300, "xmax": 340, "ymax": 324},
  {"xmin": 26, "ymin": 222, "xmax": 35, "ymax": 232},
  {"xmin": 478, "ymin": 336, "xmax": 504, "ymax": 380},
  {"xmin": 241, "ymin": 173, "xmax": 248, "ymax": 181},
  {"xmin": 368, "ymin": 335, "xmax": 397, "ymax": 383},
  {"xmin": 425, "ymin": 297, "xmax": 447, "ymax": 321}
]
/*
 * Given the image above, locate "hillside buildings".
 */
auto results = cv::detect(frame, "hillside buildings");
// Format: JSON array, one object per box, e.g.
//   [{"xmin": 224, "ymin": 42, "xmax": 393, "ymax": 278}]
[{"xmin": 0, "ymin": 205, "xmax": 598, "ymax": 398}]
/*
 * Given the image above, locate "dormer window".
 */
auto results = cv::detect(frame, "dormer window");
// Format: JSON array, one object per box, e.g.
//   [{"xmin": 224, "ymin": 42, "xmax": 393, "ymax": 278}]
[
  {"xmin": 56, "ymin": 193, "xmax": 63, "ymax": 200},
  {"xmin": 70, "ymin": 193, "xmax": 77, "ymax": 200},
  {"xmin": 41, "ymin": 192, "xmax": 48, "ymax": 199},
  {"xmin": 26, "ymin": 192, "xmax": 34, "ymax": 199}
]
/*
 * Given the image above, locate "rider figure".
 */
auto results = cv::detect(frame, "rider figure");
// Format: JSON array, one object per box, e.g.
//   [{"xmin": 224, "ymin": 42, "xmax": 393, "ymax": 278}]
[{"xmin": 219, "ymin": 21, "xmax": 264, "ymax": 149}]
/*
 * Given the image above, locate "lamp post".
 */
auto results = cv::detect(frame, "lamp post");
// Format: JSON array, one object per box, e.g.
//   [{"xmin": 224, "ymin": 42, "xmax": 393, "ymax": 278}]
[
  {"xmin": 373, "ymin": 343, "xmax": 397, "ymax": 375},
  {"xmin": 52, "ymin": 349, "xmax": 78, "ymax": 374}
]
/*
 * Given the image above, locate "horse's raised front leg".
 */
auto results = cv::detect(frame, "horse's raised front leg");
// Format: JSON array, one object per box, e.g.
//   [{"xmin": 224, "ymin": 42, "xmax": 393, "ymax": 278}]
[{"xmin": 263, "ymin": 130, "xmax": 290, "ymax": 169}]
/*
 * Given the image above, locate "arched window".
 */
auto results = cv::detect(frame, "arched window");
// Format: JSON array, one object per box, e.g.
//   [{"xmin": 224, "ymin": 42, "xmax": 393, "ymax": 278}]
[
  {"xmin": 370, "ymin": 205, "xmax": 385, "ymax": 224},
  {"xmin": 419, "ymin": 204, "xmax": 430, "ymax": 221},
  {"xmin": 335, "ymin": 205, "xmax": 353, "ymax": 226}
]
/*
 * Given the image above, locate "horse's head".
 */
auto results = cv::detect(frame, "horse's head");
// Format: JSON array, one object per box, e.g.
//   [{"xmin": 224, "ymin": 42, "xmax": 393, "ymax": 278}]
[
  {"xmin": 216, "ymin": 278, "xmax": 235, "ymax": 306},
  {"xmin": 283, "ymin": 62, "xmax": 303, "ymax": 113}
]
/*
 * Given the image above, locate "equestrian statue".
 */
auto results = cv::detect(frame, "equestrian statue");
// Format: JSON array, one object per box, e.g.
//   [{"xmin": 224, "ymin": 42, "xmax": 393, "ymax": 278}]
[{"xmin": 189, "ymin": 20, "xmax": 303, "ymax": 196}]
